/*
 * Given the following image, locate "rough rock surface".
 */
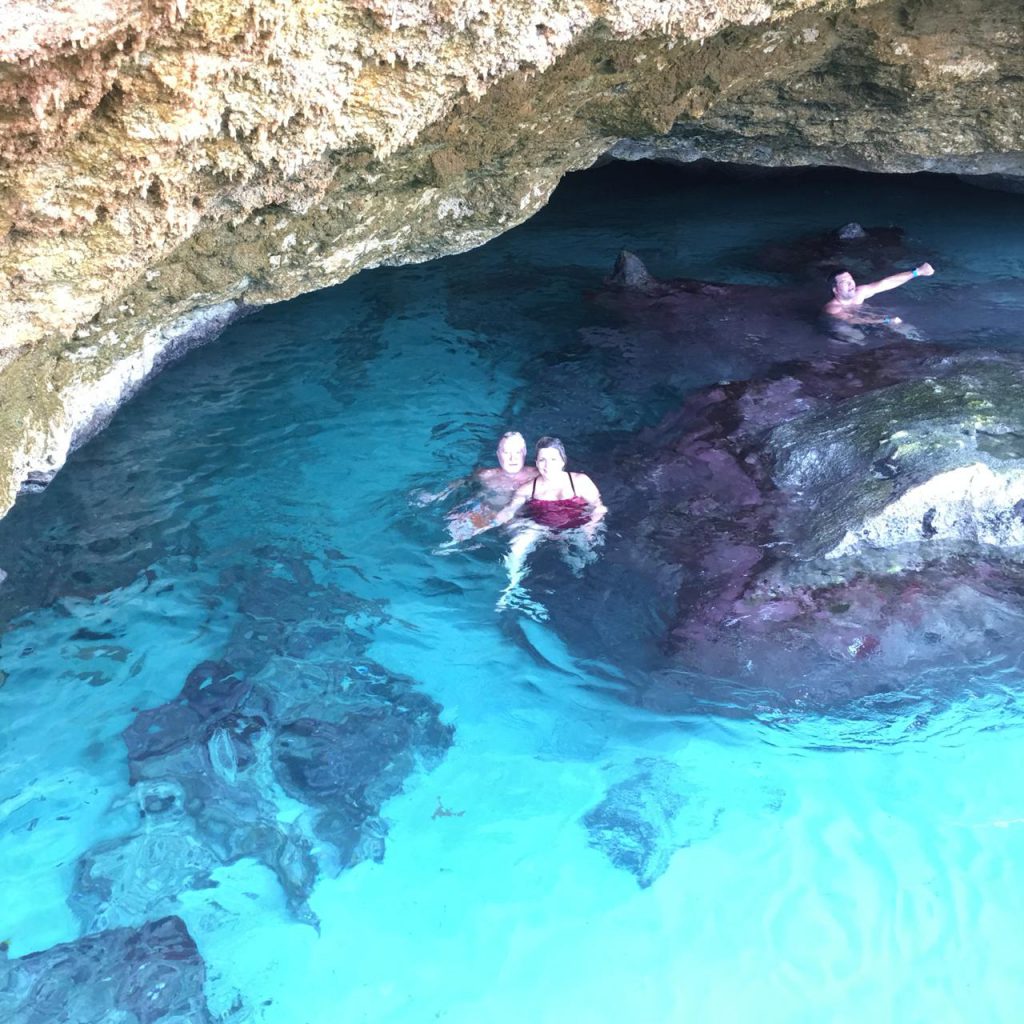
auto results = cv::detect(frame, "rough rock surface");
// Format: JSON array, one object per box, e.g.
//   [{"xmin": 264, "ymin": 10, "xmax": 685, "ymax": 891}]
[
  {"xmin": 1, "ymin": 0, "xmax": 1023, "ymax": 518},
  {"xmin": 610, "ymin": 0, "xmax": 1024, "ymax": 178},
  {"xmin": 518, "ymin": 256, "xmax": 1024, "ymax": 708},
  {"xmin": 72, "ymin": 546, "xmax": 454, "ymax": 932},
  {"xmin": 629, "ymin": 342, "xmax": 1024, "ymax": 703},
  {"xmin": 0, "ymin": 916, "xmax": 213, "ymax": 1024}
]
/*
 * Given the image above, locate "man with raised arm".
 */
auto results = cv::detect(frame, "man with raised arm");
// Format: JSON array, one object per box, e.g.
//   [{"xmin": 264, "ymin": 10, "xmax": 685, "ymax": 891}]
[{"xmin": 824, "ymin": 262, "xmax": 935, "ymax": 324}]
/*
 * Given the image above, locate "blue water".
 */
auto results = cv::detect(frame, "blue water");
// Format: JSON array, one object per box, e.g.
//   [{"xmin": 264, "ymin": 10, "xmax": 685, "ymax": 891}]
[{"xmin": 3, "ymin": 164, "xmax": 1024, "ymax": 1021}]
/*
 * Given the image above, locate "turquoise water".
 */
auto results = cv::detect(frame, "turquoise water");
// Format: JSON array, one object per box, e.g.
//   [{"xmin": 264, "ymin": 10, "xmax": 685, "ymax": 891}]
[{"xmin": 3, "ymin": 164, "xmax": 1024, "ymax": 1021}]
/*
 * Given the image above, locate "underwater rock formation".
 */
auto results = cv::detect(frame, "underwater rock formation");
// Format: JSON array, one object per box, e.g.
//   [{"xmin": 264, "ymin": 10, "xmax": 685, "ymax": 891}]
[
  {"xmin": 527, "ymin": 255, "xmax": 1024, "ymax": 708},
  {"xmin": 595, "ymin": 250, "xmax": 851, "ymax": 393},
  {"xmin": 629, "ymin": 342, "xmax": 1024, "ymax": 702},
  {"xmin": 2, "ymin": 0, "xmax": 1024, "ymax": 519},
  {"xmin": 581, "ymin": 759, "xmax": 783, "ymax": 885},
  {"xmin": 0, "ymin": 916, "xmax": 213, "ymax": 1024},
  {"xmin": 582, "ymin": 759, "xmax": 701, "ymax": 888},
  {"xmin": 72, "ymin": 549, "xmax": 453, "ymax": 930},
  {"xmin": 751, "ymin": 222, "xmax": 910, "ymax": 283}
]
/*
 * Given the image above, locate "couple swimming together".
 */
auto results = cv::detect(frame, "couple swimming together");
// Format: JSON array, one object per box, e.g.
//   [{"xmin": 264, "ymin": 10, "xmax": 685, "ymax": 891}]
[{"xmin": 429, "ymin": 431, "xmax": 606, "ymax": 620}]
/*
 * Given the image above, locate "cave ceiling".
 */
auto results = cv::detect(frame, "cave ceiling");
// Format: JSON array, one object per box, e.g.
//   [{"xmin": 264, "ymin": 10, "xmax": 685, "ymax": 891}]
[{"xmin": 0, "ymin": 0, "xmax": 1021, "ymax": 516}]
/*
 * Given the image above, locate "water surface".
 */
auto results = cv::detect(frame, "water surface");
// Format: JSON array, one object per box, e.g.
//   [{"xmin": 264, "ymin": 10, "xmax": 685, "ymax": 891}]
[{"xmin": 2, "ymin": 164, "xmax": 1024, "ymax": 1022}]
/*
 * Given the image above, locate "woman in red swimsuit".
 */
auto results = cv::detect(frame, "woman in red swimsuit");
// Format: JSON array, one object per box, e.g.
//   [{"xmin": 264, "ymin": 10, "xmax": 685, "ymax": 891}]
[{"xmin": 463, "ymin": 436, "xmax": 606, "ymax": 618}]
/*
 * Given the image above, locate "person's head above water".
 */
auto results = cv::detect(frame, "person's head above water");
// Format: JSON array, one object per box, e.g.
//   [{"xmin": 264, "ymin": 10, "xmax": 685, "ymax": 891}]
[
  {"xmin": 831, "ymin": 269, "xmax": 857, "ymax": 302},
  {"xmin": 535, "ymin": 436, "xmax": 567, "ymax": 476},
  {"xmin": 496, "ymin": 431, "xmax": 528, "ymax": 475},
  {"xmin": 825, "ymin": 262, "xmax": 933, "ymax": 320}
]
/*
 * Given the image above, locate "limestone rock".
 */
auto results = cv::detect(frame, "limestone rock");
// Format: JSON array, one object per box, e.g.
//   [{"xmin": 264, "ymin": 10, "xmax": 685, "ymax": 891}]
[
  {"xmin": 2, "ymin": 0, "xmax": 1024, "ymax": 517},
  {"xmin": 767, "ymin": 358, "xmax": 1024, "ymax": 560}
]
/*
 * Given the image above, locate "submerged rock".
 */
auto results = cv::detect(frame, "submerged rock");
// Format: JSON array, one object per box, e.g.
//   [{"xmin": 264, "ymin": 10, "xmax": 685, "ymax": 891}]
[
  {"xmin": 72, "ymin": 549, "xmax": 453, "ymax": 931},
  {"xmin": 588, "ymin": 250, "xmax": 900, "ymax": 402},
  {"xmin": 582, "ymin": 759, "xmax": 720, "ymax": 887},
  {"xmin": 0, "ymin": 916, "xmax": 212, "ymax": 1024},
  {"xmin": 273, "ymin": 683, "xmax": 454, "ymax": 867},
  {"xmin": 534, "ymin": 302, "xmax": 1024, "ymax": 708},
  {"xmin": 625, "ymin": 343, "xmax": 1024, "ymax": 701},
  {"xmin": 751, "ymin": 222, "xmax": 911, "ymax": 281},
  {"xmin": 514, "ymin": 256, "xmax": 1024, "ymax": 706}
]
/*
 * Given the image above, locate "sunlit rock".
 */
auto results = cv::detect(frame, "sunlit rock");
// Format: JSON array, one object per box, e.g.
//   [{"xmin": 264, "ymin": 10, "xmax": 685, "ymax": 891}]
[{"xmin": 767, "ymin": 357, "xmax": 1024, "ymax": 560}]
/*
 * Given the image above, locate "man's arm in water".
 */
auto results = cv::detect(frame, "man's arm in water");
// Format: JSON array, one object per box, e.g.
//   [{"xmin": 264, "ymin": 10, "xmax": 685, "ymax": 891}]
[
  {"xmin": 411, "ymin": 475, "xmax": 469, "ymax": 506},
  {"xmin": 414, "ymin": 465, "xmax": 501, "ymax": 506},
  {"xmin": 825, "ymin": 303, "xmax": 902, "ymax": 326},
  {"xmin": 441, "ymin": 481, "xmax": 531, "ymax": 547},
  {"xmin": 855, "ymin": 262, "xmax": 934, "ymax": 301},
  {"xmin": 481, "ymin": 483, "xmax": 531, "ymax": 532}
]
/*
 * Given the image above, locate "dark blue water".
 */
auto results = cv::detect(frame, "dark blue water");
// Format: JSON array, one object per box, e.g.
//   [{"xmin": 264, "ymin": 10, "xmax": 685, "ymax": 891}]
[{"xmin": 2, "ymin": 164, "xmax": 1024, "ymax": 1021}]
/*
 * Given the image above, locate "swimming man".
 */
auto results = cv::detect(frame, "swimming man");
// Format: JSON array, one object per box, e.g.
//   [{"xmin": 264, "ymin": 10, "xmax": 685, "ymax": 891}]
[
  {"xmin": 824, "ymin": 263, "xmax": 934, "ymax": 324},
  {"xmin": 415, "ymin": 430, "xmax": 538, "ymax": 507}
]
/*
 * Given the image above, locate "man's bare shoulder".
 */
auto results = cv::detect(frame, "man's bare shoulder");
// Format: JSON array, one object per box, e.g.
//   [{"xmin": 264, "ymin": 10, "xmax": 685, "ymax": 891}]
[
  {"xmin": 478, "ymin": 466, "xmax": 537, "ymax": 488},
  {"xmin": 823, "ymin": 297, "xmax": 861, "ymax": 318}
]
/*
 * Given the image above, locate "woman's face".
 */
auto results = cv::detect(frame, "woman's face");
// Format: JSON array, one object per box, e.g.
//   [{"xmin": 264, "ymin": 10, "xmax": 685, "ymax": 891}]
[{"xmin": 535, "ymin": 446, "xmax": 565, "ymax": 478}]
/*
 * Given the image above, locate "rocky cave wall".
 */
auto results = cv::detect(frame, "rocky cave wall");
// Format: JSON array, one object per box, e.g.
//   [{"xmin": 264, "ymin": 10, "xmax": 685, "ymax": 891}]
[{"xmin": 1, "ymin": 0, "xmax": 1023, "ymax": 519}]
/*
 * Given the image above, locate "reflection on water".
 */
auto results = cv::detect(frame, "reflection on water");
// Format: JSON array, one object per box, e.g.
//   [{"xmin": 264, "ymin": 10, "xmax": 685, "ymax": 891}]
[{"xmin": 3, "ymin": 165, "xmax": 1024, "ymax": 1022}]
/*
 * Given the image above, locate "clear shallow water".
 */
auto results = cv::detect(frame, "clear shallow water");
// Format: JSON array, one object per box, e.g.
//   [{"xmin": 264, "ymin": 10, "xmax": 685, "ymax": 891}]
[{"xmin": 3, "ymin": 164, "xmax": 1024, "ymax": 1020}]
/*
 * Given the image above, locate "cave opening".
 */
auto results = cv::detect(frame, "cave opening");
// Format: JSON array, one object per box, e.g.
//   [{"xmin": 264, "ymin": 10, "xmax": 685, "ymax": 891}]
[{"xmin": 2, "ymin": 153, "xmax": 1024, "ymax": 1023}]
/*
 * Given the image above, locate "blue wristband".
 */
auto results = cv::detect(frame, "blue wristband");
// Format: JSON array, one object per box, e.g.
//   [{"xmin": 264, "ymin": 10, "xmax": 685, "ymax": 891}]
[{"xmin": 911, "ymin": 268, "xmax": 920, "ymax": 277}]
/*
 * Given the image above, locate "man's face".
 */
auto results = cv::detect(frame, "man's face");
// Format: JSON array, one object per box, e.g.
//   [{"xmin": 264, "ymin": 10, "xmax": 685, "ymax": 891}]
[
  {"xmin": 833, "ymin": 272, "xmax": 857, "ymax": 301},
  {"xmin": 497, "ymin": 439, "xmax": 526, "ymax": 474}
]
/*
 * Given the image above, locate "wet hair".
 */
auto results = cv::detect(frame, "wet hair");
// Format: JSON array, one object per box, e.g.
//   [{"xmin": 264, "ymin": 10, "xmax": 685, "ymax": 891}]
[
  {"xmin": 831, "ymin": 268, "xmax": 853, "ymax": 289},
  {"xmin": 497, "ymin": 431, "xmax": 527, "ymax": 454},
  {"xmin": 535, "ymin": 435, "xmax": 567, "ymax": 464}
]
